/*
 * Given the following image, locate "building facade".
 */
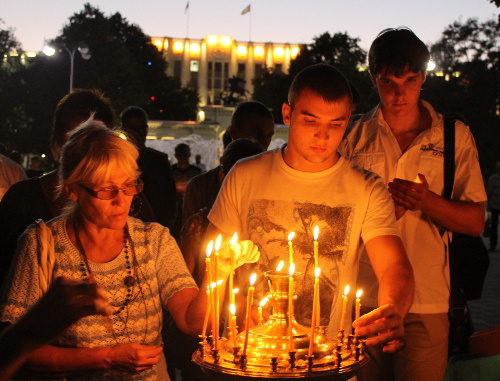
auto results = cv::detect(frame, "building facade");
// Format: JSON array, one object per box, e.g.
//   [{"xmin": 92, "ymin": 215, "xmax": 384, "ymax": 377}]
[{"xmin": 151, "ymin": 35, "xmax": 301, "ymax": 106}]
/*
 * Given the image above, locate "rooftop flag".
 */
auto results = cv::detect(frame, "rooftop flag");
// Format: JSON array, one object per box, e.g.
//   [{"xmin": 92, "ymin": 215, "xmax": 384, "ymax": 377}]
[
  {"xmin": 241, "ymin": 4, "xmax": 251, "ymax": 15},
  {"xmin": 185, "ymin": 1, "xmax": 189, "ymax": 13}
]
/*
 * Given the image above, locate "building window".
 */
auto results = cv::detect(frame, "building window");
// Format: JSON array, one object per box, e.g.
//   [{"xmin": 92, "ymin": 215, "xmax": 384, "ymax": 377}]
[
  {"xmin": 237, "ymin": 63, "xmax": 246, "ymax": 78},
  {"xmin": 190, "ymin": 60, "xmax": 199, "ymax": 72},
  {"xmin": 173, "ymin": 60, "xmax": 182, "ymax": 81},
  {"xmin": 274, "ymin": 63, "xmax": 282, "ymax": 74},
  {"xmin": 255, "ymin": 63, "xmax": 264, "ymax": 77}
]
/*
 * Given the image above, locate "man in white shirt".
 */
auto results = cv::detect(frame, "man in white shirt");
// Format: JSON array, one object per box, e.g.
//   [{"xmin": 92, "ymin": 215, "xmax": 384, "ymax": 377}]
[
  {"xmin": 207, "ymin": 64, "xmax": 414, "ymax": 354},
  {"xmin": 339, "ymin": 27, "xmax": 486, "ymax": 381}
]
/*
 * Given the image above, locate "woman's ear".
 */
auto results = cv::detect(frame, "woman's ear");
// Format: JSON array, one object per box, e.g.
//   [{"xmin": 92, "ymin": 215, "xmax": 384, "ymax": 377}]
[{"xmin": 66, "ymin": 185, "xmax": 78, "ymax": 202}]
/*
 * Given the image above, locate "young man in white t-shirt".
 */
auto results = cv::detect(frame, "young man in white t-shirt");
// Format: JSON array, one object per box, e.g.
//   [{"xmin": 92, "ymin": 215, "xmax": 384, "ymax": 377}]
[{"xmin": 207, "ymin": 64, "xmax": 414, "ymax": 354}]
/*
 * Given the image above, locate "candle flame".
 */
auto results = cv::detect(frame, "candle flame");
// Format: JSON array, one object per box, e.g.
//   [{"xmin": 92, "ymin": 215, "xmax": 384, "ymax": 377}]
[
  {"xmin": 206, "ymin": 240, "xmax": 213, "ymax": 257},
  {"xmin": 288, "ymin": 232, "xmax": 295, "ymax": 241},
  {"xmin": 276, "ymin": 260, "xmax": 285, "ymax": 272},
  {"xmin": 315, "ymin": 267, "xmax": 321, "ymax": 278},
  {"xmin": 343, "ymin": 285, "xmax": 350, "ymax": 296},
  {"xmin": 232, "ymin": 288, "xmax": 239, "ymax": 294},
  {"xmin": 289, "ymin": 263, "xmax": 296, "ymax": 276},
  {"xmin": 216, "ymin": 279, "xmax": 223, "ymax": 286},
  {"xmin": 230, "ymin": 303, "xmax": 236, "ymax": 315},
  {"xmin": 313, "ymin": 225, "xmax": 320, "ymax": 240},
  {"xmin": 250, "ymin": 273, "xmax": 257, "ymax": 286},
  {"xmin": 230, "ymin": 232, "xmax": 238, "ymax": 245},
  {"xmin": 414, "ymin": 174, "xmax": 423, "ymax": 184},
  {"xmin": 259, "ymin": 296, "xmax": 269, "ymax": 307},
  {"xmin": 215, "ymin": 234, "xmax": 222, "ymax": 251},
  {"xmin": 210, "ymin": 281, "xmax": 217, "ymax": 289},
  {"xmin": 356, "ymin": 289, "xmax": 363, "ymax": 298}
]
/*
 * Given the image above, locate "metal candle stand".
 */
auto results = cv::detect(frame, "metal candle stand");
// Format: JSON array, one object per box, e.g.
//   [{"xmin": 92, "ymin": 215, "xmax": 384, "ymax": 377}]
[{"xmin": 193, "ymin": 270, "xmax": 368, "ymax": 380}]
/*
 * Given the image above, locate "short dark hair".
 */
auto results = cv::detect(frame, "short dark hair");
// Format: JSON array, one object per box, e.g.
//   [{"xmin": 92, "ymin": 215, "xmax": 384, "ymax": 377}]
[
  {"xmin": 230, "ymin": 101, "xmax": 273, "ymax": 131},
  {"xmin": 120, "ymin": 106, "xmax": 149, "ymax": 146},
  {"xmin": 174, "ymin": 143, "xmax": 191, "ymax": 157},
  {"xmin": 288, "ymin": 64, "xmax": 353, "ymax": 107},
  {"xmin": 369, "ymin": 27, "xmax": 430, "ymax": 77},
  {"xmin": 220, "ymin": 138, "xmax": 263, "ymax": 174},
  {"xmin": 51, "ymin": 89, "xmax": 115, "ymax": 162}
]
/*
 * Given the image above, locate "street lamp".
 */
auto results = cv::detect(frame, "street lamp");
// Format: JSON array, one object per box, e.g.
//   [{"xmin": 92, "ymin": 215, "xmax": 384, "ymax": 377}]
[{"xmin": 43, "ymin": 42, "xmax": 91, "ymax": 92}]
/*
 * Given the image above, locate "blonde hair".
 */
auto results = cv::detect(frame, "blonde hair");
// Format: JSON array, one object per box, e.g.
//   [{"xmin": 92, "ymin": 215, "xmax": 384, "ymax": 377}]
[{"xmin": 58, "ymin": 119, "xmax": 140, "ymax": 214}]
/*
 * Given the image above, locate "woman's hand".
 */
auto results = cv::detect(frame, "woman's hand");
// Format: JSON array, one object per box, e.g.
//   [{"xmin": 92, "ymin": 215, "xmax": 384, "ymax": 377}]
[
  {"xmin": 218, "ymin": 239, "xmax": 260, "ymax": 277},
  {"xmin": 105, "ymin": 343, "xmax": 163, "ymax": 373}
]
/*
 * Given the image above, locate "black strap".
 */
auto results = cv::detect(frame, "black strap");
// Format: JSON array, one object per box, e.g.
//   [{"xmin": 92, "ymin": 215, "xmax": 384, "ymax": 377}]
[{"xmin": 443, "ymin": 116, "xmax": 455, "ymax": 200}]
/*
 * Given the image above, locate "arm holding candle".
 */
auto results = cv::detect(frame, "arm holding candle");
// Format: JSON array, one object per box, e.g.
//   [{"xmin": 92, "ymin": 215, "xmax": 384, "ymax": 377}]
[
  {"xmin": 389, "ymin": 174, "xmax": 484, "ymax": 235},
  {"xmin": 352, "ymin": 234, "xmax": 414, "ymax": 354}
]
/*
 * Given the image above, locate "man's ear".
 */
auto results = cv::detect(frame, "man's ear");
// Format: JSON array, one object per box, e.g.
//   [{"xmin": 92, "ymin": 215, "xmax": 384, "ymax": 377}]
[{"xmin": 282, "ymin": 103, "xmax": 292, "ymax": 125}]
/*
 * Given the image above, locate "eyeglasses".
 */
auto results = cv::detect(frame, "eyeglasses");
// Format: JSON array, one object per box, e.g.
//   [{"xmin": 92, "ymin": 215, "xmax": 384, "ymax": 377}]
[{"xmin": 78, "ymin": 179, "xmax": 143, "ymax": 200}]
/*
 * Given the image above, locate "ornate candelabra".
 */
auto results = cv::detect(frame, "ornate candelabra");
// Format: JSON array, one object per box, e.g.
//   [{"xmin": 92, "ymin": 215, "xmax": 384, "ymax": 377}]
[{"xmin": 193, "ymin": 270, "xmax": 368, "ymax": 380}]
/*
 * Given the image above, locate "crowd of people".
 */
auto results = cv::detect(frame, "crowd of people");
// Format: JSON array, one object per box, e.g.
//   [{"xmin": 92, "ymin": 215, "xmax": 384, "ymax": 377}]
[{"xmin": 0, "ymin": 27, "xmax": 495, "ymax": 381}]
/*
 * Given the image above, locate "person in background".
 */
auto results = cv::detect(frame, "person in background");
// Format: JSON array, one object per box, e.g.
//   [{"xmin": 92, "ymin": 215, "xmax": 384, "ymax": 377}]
[
  {"xmin": 170, "ymin": 143, "xmax": 202, "ymax": 240},
  {"xmin": 207, "ymin": 63, "xmax": 414, "ymax": 353},
  {"xmin": 486, "ymin": 160, "xmax": 500, "ymax": 251},
  {"xmin": 164, "ymin": 138, "xmax": 263, "ymax": 381},
  {"xmin": 0, "ymin": 89, "xmax": 155, "ymax": 292},
  {"xmin": 0, "ymin": 143, "xmax": 27, "ymax": 201},
  {"xmin": 182, "ymin": 101, "xmax": 275, "ymax": 226},
  {"xmin": 120, "ymin": 106, "xmax": 177, "ymax": 229},
  {"xmin": 0, "ymin": 121, "xmax": 258, "ymax": 380},
  {"xmin": 8, "ymin": 150, "xmax": 23, "ymax": 166},
  {"xmin": 339, "ymin": 27, "xmax": 486, "ymax": 381},
  {"xmin": 194, "ymin": 154, "xmax": 207, "ymax": 173},
  {"xmin": 25, "ymin": 156, "xmax": 44, "ymax": 178}
]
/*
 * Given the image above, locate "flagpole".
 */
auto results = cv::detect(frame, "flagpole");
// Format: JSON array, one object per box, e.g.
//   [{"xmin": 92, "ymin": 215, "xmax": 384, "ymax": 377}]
[
  {"xmin": 248, "ymin": 4, "xmax": 252, "ymax": 41},
  {"xmin": 185, "ymin": 2, "xmax": 190, "ymax": 38}
]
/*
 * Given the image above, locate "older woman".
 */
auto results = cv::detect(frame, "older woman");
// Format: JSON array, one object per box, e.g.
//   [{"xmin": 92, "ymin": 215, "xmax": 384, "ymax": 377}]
[{"xmin": 0, "ymin": 121, "xmax": 258, "ymax": 380}]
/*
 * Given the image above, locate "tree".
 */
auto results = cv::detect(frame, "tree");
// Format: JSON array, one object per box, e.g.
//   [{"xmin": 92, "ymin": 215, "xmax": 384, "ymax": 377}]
[
  {"xmin": 10, "ymin": 4, "xmax": 198, "ymax": 156},
  {"xmin": 252, "ymin": 31, "xmax": 377, "ymax": 121},
  {"xmin": 0, "ymin": 21, "xmax": 30, "ymax": 152},
  {"xmin": 427, "ymin": 18, "xmax": 499, "ymax": 170}
]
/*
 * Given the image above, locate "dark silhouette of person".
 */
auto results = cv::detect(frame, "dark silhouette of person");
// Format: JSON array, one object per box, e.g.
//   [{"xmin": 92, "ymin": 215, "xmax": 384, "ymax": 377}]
[{"xmin": 120, "ymin": 106, "xmax": 177, "ymax": 229}]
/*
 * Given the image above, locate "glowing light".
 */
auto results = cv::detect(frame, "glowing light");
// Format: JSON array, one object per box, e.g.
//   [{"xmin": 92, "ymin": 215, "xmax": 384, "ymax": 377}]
[
  {"xmin": 276, "ymin": 260, "xmax": 285, "ymax": 272},
  {"xmin": 152, "ymin": 38, "xmax": 164, "ymax": 51},
  {"xmin": 426, "ymin": 59, "xmax": 436, "ymax": 71},
  {"xmin": 189, "ymin": 42, "xmax": 201, "ymax": 57},
  {"xmin": 253, "ymin": 46, "xmax": 264, "ymax": 59},
  {"xmin": 207, "ymin": 35, "xmax": 218, "ymax": 45},
  {"xmin": 274, "ymin": 46, "xmax": 284, "ymax": 61},
  {"xmin": 173, "ymin": 41, "xmax": 184, "ymax": 54},
  {"xmin": 237, "ymin": 45, "xmax": 247, "ymax": 59},
  {"xmin": 290, "ymin": 46, "xmax": 300, "ymax": 59},
  {"xmin": 220, "ymin": 36, "xmax": 232, "ymax": 47}
]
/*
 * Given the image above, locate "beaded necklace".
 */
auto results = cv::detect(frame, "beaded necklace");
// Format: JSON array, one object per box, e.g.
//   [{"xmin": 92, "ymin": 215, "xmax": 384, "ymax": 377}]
[{"xmin": 73, "ymin": 221, "xmax": 136, "ymax": 315}]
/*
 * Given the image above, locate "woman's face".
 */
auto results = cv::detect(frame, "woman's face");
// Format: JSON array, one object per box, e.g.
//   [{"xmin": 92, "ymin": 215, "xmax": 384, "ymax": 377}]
[{"xmin": 70, "ymin": 171, "xmax": 136, "ymax": 231}]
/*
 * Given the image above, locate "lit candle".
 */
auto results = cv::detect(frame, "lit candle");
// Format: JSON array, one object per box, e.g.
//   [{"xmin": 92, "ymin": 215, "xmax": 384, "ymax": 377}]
[
  {"xmin": 243, "ymin": 273, "xmax": 257, "ymax": 356},
  {"xmin": 205, "ymin": 241, "xmax": 216, "ymax": 346},
  {"xmin": 229, "ymin": 303, "xmax": 238, "ymax": 348},
  {"xmin": 276, "ymin": 260, "xmax": 285, "ymax": 272},
  {"xmin": 288, "ymin": 263, "xmax": 296, "ymax": 351},
  {"xmin": 258, "ymin": 296, "xmax": 269, "ymax": 325},
  {"xmin": 355, "ymin": 289, "xmax": 363, "ymax": 321},
  {"xmin": 229, "ymin": 233, "xmax": 238, "ymax": 306},
  {"xmin": 201, "ymin": 285, "xmax": 211, "ymax": 342},
  {"xmin": 414, "ymin": 174, "xmax": 423, "ymax": 183},
  {"xmin": 288, "ymin": 232, "xmax": 295, "ymax": 266},
  {"xmin": 213, "ymin": 235, "xmax": 222, "ymax": 351},
  {"xmin": 313, "ymin": 226, "xmax": 319, "ymax": 268},
  {"xmin": 308, "ymin": 267, "xmax": 321, "ymax": 357},
  {"xmin": 339, "ymin": 285, "xmax": 350, "ymax": 332}
]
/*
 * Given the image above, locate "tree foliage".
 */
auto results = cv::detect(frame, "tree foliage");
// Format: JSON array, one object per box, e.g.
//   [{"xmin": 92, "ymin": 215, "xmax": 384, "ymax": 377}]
[
  {"xmin": 252, "ymin": 32, "xmax": 377, "ymax": 123},
  {"xmin": 426, "ymin": 17, "xmax": 499, "ymax": 170},
  {"xmin": 0, "ymin": 4, "xmax": 198, "ymax": 157}
]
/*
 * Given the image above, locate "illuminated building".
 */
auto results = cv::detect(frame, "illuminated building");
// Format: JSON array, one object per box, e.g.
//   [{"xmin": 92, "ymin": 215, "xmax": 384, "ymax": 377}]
[{"xmin": 151, "ymin": 35, "xmax": 301, "ymax": 106}]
